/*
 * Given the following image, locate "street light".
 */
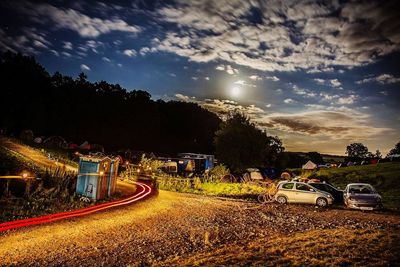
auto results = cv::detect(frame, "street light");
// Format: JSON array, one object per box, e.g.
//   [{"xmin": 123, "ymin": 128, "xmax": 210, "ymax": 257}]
[{"xmin": 21, "ymin": 172, "xmax": 29, "ymax": 178}]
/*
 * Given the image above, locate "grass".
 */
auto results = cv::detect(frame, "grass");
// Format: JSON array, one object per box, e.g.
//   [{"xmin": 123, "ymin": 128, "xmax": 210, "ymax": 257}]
[
  {"xmin": 156, "ymin": 175, "xmax": 269, "ymax": 200},
  {"xmin": 290, "ymin": 162, "xmax": 400, "ymax": 209},
  {"xmin": 157, "ymin": 228, "xmax": 400, "ymax": 266},
  {"xmin": 199, "ymin": 182, "xmax": 269, "ymax": 198}
]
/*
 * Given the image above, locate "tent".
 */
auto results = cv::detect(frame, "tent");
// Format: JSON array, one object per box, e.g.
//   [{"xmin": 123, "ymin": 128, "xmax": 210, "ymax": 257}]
[{"xmin": 302, "ymin": 160, "xmax": 317, "ymax": 170}]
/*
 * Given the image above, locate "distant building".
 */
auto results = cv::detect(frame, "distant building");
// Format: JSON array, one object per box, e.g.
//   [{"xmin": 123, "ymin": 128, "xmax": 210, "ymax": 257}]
[
  {"xmin": 76, "ymin": 155, "xmax": 120, "ymax": 200},
  {"xmin": 302, "ymin": 160, "xmax": 317, "ymax": 170},
  {"xmin": 158, "ymin": 153, "xmax": 215, "ymax": 175}
]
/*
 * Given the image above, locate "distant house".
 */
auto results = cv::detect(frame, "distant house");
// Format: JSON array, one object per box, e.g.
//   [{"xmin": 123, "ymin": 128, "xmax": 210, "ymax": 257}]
[
  {"xmin": 159, "ymin": 153, "xmax": 215, "ymax": 175},
  {"xmin": 302, "ymin": 160, "xmax": 317, "ymax": 170},
  {"xmin": 76, "ymin": 155, "xmax": 120, "ymax": 200}
]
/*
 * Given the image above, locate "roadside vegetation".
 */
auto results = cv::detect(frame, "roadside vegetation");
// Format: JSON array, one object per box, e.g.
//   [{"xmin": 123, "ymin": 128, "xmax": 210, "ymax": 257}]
[{"xmin": 0, "ymin": 146, "xmax": 123, "ymax": 223}]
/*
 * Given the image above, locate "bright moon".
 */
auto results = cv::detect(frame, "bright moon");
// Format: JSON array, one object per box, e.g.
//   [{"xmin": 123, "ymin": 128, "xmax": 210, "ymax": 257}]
[{"xmin": 231, "ymin": 86, "xmax": 241, "ymax": 97}]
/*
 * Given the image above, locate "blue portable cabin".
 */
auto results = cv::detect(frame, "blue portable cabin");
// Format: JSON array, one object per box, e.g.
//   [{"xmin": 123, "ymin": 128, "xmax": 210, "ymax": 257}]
[{"xmin": 76, "ymin": 155, "xmax": 120, "ymax": 200}]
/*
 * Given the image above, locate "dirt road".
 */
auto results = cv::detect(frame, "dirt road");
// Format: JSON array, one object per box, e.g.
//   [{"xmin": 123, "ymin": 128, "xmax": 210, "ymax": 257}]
[{"xmin": 1, "ymin": 190, "xmax": 399, "ymax": 266}]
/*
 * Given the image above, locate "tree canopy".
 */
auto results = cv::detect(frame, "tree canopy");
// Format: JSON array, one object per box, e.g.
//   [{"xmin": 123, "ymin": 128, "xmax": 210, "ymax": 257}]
[
  {"xmin": 214, "ymin": 112, "xmax": 284, "ymax": 172},
  {"xmin": 0, "ymin": 52, "xmax": 221, "ymax": 154},
  {"xmin": 345, "ymin": 143, "xmax": 369, "ymax": 160},
  {"xmin": 388, "ymin": 141, "xmax": 400, "ymax": 156}
]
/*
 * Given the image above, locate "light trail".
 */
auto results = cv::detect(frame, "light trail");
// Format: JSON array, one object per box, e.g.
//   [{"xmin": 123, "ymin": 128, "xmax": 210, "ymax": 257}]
[{"xmin": 0, "ymin": 181, "xmax": 152, "ymax": 232}]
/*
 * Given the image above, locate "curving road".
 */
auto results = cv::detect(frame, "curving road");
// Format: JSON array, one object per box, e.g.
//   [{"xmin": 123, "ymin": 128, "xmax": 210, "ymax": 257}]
[
  {"xmin": 0, "ymin": 181, "xmax": 152, "ymax": 232},
  {"xmin": 0, "ymin": 136, "xmax": 153, "ymax": 232}
]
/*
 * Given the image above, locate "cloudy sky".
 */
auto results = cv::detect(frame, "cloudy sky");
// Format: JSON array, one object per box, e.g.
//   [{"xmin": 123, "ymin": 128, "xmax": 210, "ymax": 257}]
[{"xmin": 1, "ymin": 0, "xmax": 399, "ymax": 155}]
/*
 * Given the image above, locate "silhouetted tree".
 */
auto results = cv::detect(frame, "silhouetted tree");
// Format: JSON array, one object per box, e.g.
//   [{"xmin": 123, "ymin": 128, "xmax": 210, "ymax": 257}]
[
  {"xmin": 345, "ymin": 143, "xmax": 369, "ymax": 160},
  {"xmin": 388, "ymin": 142, "xmax": 400, "ymax": 156},
  {"xmin": 306, "ymin": 152, "xmax": 324, "ymax": 164},
  {"xmin": 214, "ymin": 112, "xmax": 284, "ymax": 172},
  {"xmin": 0, "ymin": 52, "xmax": 221, "ymax": 154}
]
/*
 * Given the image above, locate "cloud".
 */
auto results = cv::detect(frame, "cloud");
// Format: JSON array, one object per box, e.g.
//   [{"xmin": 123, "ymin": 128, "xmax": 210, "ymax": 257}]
[
  {"xmin": 9, "ymin": 2, "xmax": 141, "ymax": 38},
  {"xmin": 50, "ymin": 50, "xmax": 59, "ymax": 56},
  {"xmin": 61, "ymin": 51, "xmax": 72, "ymax": 57},
  {"xmin": 63, "ymin": 41, "xmax": 73, "ymax": 50},
  {"xmin": 314, "ymin": 78, "xmax": 325, "ymax": 85},
  {"xmin": 337, "ymin": 95, "xmax": 357, "ymax": 105},
  {"xmin": 292, "ymin": 85, "xmax": 317, "ymax": 98},
  {"xmin": 234, "ymin": 80, "xmax": 256, "ymax": 87},
  {"xmin": 175, "ymin": 93, "xmax": 193, "ymax": 101},
  {"xmin": 139, "ymin": 46, "xmax": 158, "ymax": 56},
  {"xmin": 80, "ymin": 64, "xmax": 90, "ymax": 71},
  {"xmin": 154, "ymin": 0, "xmax": 400, "ymax": 72},
  {"xmin": 265, "ymin": 76, "xmax": 280, "ymax": 81},
  {"xmin": 284, "ymin": 98, "xmax": 295, "ymax": 104},
  {"xmin": 172, "ymin": 93, "xmax": 392, "ymax": 145},
  {"xmin": 215, "ymin": 64, "xmax": 239, "ymax": 75},
  {"xmin": 314, "ymin": 78, "xmax": 342, "ymax": 88},
  {"xmin": 249, "ymin": 75, "xmax": 262, "ymax": 81},
  {"xmin": 123, "ymin": 49, "xmax": 137, "ymax": 57},
  {"xmin": 356, "ymin": 74, "xmax": 400, "ymax": 84},
  {"xmin": 329, "ymin": 79, "xmax": 342, "ymax": 88},
  {"xmin": 257, "ymin": 110, "xmax": 391, "ymax": 140},
  {"xmin": 0, "ymin": 27, "xmax": 51, "ymax": 55},
  {"xmin": 102, "ymin": 57, "xmax": 111, "ymax": 62},
  {"xmin": 380, "ymin": 91, "xmax": 389, "ymax": 96}
]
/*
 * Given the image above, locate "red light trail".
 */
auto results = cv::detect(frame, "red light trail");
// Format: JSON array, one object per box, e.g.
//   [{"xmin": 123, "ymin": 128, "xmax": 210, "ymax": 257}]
[{"xmin": 0, "ymin": 182, "xmax": 152, "ymax": 232}]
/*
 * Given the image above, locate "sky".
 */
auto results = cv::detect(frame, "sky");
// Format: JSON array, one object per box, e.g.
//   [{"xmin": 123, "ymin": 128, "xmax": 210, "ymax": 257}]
[{"xmin": 1, "ymin": 0, "xmax": 399, "ymax": 155}]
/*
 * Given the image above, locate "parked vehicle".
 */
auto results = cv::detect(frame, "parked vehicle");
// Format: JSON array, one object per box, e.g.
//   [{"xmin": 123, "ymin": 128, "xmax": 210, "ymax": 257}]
[
  {"xmin": 343, "ymin": 183, "xmax": 383, "ymax": 210},
  {"xmin": 275, "ymin": 181, "xmax": 334, "ymax": 207},
  {"xmin": 308, "ymin": 182, "xmax": 343, "ymax": 204}
]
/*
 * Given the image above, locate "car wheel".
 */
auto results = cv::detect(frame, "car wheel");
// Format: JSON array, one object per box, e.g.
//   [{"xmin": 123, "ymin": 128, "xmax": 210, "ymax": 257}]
[
  {"xmin": 316, "ymin": 197, "xmax": 328, "ymax": 207},
  {"xmin": 276, "ymin": 195, "xmax": 287, "ymax": 204}
]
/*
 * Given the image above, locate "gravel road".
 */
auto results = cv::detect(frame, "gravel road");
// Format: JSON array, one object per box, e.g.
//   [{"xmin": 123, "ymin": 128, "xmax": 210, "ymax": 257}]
[{"xmin": 1, "ymin": 190, "xmax": 399, "ymax": 266}]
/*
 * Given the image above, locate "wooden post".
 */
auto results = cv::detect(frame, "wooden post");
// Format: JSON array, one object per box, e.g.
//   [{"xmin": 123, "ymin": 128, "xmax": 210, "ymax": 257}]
[{"xmin": 6, "ymin": 179, "xmax": 9, "ymax": 198}]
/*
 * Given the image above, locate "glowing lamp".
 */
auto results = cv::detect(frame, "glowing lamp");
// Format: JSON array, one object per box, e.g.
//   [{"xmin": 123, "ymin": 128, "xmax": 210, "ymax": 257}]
[
  {"xmin": 99, "ymin": 171, "xmax": 104, "ymax": 175},
  {"xmin": 22, "ymin": 172, "xmax": 29, "ymax": 178}
]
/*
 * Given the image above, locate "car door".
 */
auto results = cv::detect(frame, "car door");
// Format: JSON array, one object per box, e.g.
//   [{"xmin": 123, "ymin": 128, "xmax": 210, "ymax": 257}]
[
  {"xmin": 279, "ymin": 182, "xmax": 295, "ymax": 202},
  {"xmin": 295, "ymin": 183, "xmax": 317, "ymax": 203}
]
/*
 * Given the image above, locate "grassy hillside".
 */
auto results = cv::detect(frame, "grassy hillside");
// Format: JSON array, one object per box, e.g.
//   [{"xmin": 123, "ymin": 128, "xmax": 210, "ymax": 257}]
[{"xmin": 291, "ymin": 162, "xmax": 400, "ymax": 209}]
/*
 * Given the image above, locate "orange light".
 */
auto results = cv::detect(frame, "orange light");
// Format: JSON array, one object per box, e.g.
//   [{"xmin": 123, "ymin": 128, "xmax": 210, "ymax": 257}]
[
  {"xmin": 136, "ymin": 168, "xmax": 141, "ymax": 173},
  {"xmin": 22, "ymin": 172, "xmax": 29, "ymax": 178},
  {"xmin": 100, "ymin": 171, "xmax": 104, "ymax": 175}
]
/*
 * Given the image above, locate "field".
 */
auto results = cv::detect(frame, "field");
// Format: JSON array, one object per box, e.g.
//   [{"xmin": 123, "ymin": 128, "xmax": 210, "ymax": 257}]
[{"xmin": 290, "ymin": 163, "xmax": 400, "ymax": 209}]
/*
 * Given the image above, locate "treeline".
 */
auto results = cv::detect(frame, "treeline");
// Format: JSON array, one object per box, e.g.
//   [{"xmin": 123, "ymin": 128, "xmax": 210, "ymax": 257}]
[{"xmin": 0, "ymin": 52, "xmax": 221, "ymax": 154}]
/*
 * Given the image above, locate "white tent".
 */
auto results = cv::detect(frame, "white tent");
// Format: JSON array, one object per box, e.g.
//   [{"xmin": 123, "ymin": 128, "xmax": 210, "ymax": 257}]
[{"xmin": 302, "ymin": 160, "xmax": 317, "ymax": 170}]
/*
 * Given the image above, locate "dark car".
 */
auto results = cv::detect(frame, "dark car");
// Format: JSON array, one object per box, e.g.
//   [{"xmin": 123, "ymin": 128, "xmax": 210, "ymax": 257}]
[
  {"xmin": 308, "ymin": 182, "xmax": 343, "ymax": 204},
  {"xmin": 343, "ymin": 183, "xmax": 383, "ymax": 210}
]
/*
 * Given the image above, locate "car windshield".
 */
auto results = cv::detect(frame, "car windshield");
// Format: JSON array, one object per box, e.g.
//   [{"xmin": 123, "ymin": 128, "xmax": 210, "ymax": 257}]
[
  {"xmin": 311, "ymin": 184, "xmax": 334, "ymax": 193},
  {"xmin": 348, "ymin": 184, "xmax": 375, "ymax": 194}
]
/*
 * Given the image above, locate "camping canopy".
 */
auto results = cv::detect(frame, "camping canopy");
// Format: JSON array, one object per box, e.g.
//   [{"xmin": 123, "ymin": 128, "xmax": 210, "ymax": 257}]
[{"xmin": 302, "ymin": 160, "xmax": 317, "ymax": 170}]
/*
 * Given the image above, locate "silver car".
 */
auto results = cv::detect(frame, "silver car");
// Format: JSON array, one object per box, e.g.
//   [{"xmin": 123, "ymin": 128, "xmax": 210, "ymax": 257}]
[
  {"xmin": 343, "ymin": 183, "xmax": 383, "ymax": 210},
  {"xmin": 275, "ymin": 181, "xmax": 334, "ymax": 207}
]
